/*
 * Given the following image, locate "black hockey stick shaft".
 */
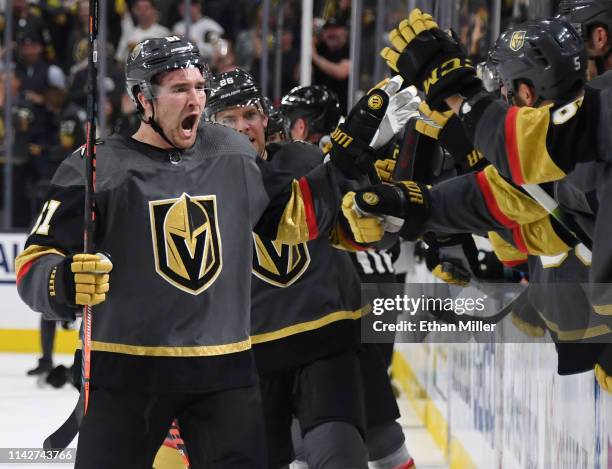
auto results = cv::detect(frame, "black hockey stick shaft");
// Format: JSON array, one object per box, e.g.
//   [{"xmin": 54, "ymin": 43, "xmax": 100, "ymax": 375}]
[{"xmin": 43, "ymin": 0, "xmax": 99, "ymax": 451}]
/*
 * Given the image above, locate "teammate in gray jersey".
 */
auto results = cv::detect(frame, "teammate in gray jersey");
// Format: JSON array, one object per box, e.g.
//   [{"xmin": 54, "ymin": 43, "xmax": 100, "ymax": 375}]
[
  {"xmin": 206, "ymin": 69, "xmax": 370, "ymax": 469},
  {"xmin": 204, "ymin": 70, "xmax": 416, "ymax": 469},
  {"xmin": 14, "ymin": 37, "xmax": 390, "ymax": 468}
]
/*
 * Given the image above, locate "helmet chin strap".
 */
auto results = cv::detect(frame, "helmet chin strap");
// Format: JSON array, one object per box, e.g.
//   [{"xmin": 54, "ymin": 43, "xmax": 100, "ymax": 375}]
[
  {"xmin": 261, "ymin": 123, "xmax": 269, "ymax": 160},
  {"xmin": 142, "ymin": 100, "xmax": 181, "ymax": 151}
]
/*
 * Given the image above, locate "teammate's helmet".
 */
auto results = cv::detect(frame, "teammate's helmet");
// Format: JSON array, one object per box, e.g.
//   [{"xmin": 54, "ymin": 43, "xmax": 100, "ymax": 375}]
[
  {"xmin": 205, "ymin": 68, "xmax": 265, "ymax": 119},
  {"xmin": 280, "ymin": 85, "xmax": 341, "ymax": 136},
  {"xmin": 557, "ymin": 0, "xmax": 612, "ymax": 40},
  {"xmin": 125, "ymin": 36, "xmax": 207, "ymax": 111},
  {"xmin": 488, "ymin": 18, "xmax": 587, "ymax": 102},
  {"xmin": 263, "ymin": 97, "xmax": 290, "ymax": 138}
]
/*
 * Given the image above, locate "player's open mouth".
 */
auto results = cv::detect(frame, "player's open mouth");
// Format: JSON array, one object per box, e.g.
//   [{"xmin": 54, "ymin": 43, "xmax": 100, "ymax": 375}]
[{"xmin": 180, "ymin": 115, "xmax": 198, "ymax": 136}]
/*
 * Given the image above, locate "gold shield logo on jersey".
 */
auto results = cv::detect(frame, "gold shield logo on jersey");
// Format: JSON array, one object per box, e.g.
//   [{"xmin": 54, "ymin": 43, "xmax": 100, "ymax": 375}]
[
  {"xmin": 510, "ymin": 31, "xmax": 526, "ymax": 51},
  {"xmin": 252, "ymin": 233, "xmax": 310, "ymax": 288},
  {"xmin": 149, "ymin": 193, "xmax": 222, "ymax": 295}
]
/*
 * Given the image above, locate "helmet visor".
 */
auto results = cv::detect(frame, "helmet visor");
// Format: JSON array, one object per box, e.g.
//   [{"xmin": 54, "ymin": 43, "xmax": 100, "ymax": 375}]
[{"xmin": 478, "ymin": 61, "xmax": 502, "ymax": 93}]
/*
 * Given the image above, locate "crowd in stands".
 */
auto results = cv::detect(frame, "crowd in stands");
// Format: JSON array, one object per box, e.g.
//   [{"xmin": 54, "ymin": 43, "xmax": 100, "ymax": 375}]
[{"xmin": 0, "ymin": 0, "xmax": 506, "ymax": 229}]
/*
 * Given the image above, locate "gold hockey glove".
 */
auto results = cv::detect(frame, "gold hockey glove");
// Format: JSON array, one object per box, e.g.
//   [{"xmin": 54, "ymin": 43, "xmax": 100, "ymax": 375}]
[
  {"xmin": 374, "ymin": 159, "xmax": 397, "ymax": 183},
  {"xmin": 50, "ymin": 253, "xmax": 113, "ymax": 308},
  {"xmin": 340, "ymin": 192, "xmax": 384, "ymax": 244},
  {"xmin": 352, "ymin": 181, "xmax": 431, "ymax": 241}
]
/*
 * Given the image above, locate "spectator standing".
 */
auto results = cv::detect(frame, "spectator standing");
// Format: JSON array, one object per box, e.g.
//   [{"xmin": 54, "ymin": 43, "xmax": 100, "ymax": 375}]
[
  {"xmin": 0, "ymin": 71, "xmax": 31, "ymax": 228},
  {"xmin": 14, "ymin": 27, "xmax": 66, "ymax": 210},
  {"xmin": 312, "ymin": 16, "xmax": 350, "ymax": 113},
  {"xmin": 0, "ymin": 0, "xmax": 56, "ymax": 63},
  {"xmin": 115, "ymin": 0, "xmax": 170, "ymax": 64},
  {"xmin": 172, "ymin": 1, "xmax": 224, "ymax": 60}
]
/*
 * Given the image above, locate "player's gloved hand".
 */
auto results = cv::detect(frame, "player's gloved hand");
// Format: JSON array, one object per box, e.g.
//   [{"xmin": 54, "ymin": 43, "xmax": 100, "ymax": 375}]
[
  {"xmin": 415, "ymin": 101, "xmax": 453, "ymax": 139},
  {"xmin": 421, "ymin": 232, "xmax": 472, "ymax": 285},
  {"xmin": 329, "ymin": 86, "xmax": 390, "ymax": 179},
  {"xmin": 380, "ymin": 9, "xmax": 482, "ymax": 110},
  {"xmin": 432, "ymin": 260, "xmax": 471, "ymax": 286},
  {"xmin": 595, "ymin": 346, "xmax": 612, "ymax": 394},
  {"xmin": 416, "ymin": 102, "xmax": 486, "ymax": 173},
  {"xmin": 351, "ymin": 181, "xmax": 431, "ymax": 241},
  {"xmin": 471, "ymin": 249, "xmax": 506, "ymax": 280},
  {"xmin": 50, "ymin": 253, "xmax": 113, "ymax": 308},
  {"xmin": 340, "ymin": 192, "xmax": 384, "ymax": 244},
  {"xmin": 370, "ymin": 77, "xmax": 421, "ymax": 150},
  {"xmin": 374, "ymin": 159, "xmax": 396, "ymax": 183}
]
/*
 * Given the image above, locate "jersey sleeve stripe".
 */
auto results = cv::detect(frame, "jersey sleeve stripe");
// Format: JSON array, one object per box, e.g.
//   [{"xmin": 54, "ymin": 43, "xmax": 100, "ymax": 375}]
[
  {"xmin": 298, "ymin": 176, "xmax": 319, "ymax": 240},
  {"xmin": 481, "ymin": 165, "xmax": 548, "ymax": 224},
  {"xmin": 475, "ymin": 170, "xmax": 515, "ymax": 228},
  {"xmin": 488, "ymin": 231, "xmax": 528, "ymax": 265},
  {"xmin": 505, "ymin": 106, "xmax": 524, "ymax": 185},
  {"xmin": 517, "ymin": 217, "xmax": 571, "ymax": 256},
  {"xmin": 15, "ymin": 245, "xmax": 65, "ymax": 286},
  {"xmin": 508, "ymin": 105, "xmax": 567, "ymax": 184},
  {"xmin": 511, "ymin": 227, "xmax": 529, "ymax": 254},
  {"xmin": 16, "ymin": 260, "xmax": 35, "ymax": 286},
  {"xmin": 501, "ymin": 258, "xmax": 527, "ymax": 267}
]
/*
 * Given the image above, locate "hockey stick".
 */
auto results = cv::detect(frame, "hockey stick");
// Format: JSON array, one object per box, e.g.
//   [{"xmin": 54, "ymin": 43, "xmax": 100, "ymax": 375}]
[
  {"xmin": 521, "ymin": 184, "xmax": 592, "ymax": 253},
  {"xmin": 43, "ymin": 0, "xmax": 99, "ymax": 451}
]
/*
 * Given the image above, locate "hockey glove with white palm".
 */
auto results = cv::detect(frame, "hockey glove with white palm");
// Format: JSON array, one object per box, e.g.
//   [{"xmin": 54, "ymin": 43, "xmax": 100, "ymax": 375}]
[
  {"xmin": 370, "ymin": 78, "xmax": 421, "ymax": 150},
  {"xmin": 329, "ymin": 88, "xmax": 390, "ymax": 179}
]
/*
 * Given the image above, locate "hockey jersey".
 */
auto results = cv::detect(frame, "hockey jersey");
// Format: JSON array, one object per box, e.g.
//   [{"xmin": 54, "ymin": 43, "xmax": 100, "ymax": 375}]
[
  {"xmin": 15, "ymin": 123, "xmax": 349, "ymax": 392},
  {"xmin": 250, "ymin": 142, "xmax": 364, "ymax": 374},
  {"xmin": 466, "ymin": 74, "xmax": 612, "ymax": 311}
]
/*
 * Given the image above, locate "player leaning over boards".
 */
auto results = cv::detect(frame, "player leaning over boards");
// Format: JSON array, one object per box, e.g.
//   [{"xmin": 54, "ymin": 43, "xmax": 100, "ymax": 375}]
[
  {"xmin": 14, "ymin": 36, "xmax": 389, "ymax": 469},
  {"xmin": 406, "ymin": 18, "xmax": 611, "ymax": 377},
  {"xmin": 344, "ymin": 9, "xmax": 612, "ymax": 392}
]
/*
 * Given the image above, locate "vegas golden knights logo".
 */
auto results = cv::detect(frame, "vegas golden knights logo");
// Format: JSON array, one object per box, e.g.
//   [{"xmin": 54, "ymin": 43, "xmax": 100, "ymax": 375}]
[
  {"xmin": 510, "ymin": 31, "xmax": 526, "ymax": 51},
  {"xmin": 252, "ymin": 234, "xmax": 310, "ymax": 288},
  {"xmin": 149, "ymin": 193, "xmax": 222, "ymax": 295}
]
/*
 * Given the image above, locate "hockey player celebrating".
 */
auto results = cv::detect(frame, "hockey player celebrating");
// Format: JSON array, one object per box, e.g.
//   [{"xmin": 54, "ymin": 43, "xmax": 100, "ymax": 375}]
[{"xmin": 14, "ymin": 37, "xmax": 391, "ymax": 468}]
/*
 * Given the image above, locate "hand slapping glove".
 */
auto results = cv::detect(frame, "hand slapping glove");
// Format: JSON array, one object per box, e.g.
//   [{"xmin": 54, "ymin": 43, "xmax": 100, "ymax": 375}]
[
  {"xmin": 370, "ymin": 76, "xmax": 421, "ymax": 150},
  {"xmin": 342, "ymin": 181, "xmax": 431, "ymax": 242},
  {"xmin": 328, "ymin": 86, "xmax": 390, "ymax": 179},
  {"xmin": 329, "ymin": 76, "xmax": 420, "ymax": 179},
  {"xmin": 380, "ymin": 9, "xmax": 483, "ymax": 111},
  {"xmin": 416, "ymin": 101, "xmax": 487, "ymax": 173}
]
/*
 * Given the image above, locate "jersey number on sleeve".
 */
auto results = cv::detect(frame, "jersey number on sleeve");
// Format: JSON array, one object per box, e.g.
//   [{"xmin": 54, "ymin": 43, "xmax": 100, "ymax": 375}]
[{"xmin": 30, "ymin": 200, "xmax": 62, "ymax": 236}]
